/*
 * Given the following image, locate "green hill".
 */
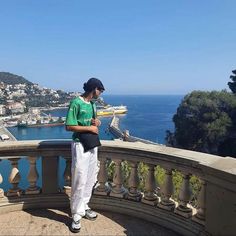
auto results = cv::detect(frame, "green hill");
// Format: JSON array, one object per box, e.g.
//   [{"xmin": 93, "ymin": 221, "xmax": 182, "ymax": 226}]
[{"xmin": 0, "ymin": 72, "xmax": 33, "ymax": 85}]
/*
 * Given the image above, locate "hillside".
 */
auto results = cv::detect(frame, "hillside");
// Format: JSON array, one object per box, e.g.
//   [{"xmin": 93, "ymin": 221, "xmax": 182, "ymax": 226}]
[
  {"xmin": 0, "ymin": 72, "xmax": 33, "ymax": 85},
  {"xmin": 0, "ymin": 72, "xmax": 75, "ymax": 108}
]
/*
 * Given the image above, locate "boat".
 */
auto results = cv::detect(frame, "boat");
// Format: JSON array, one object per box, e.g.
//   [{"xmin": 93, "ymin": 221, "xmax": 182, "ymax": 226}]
[
  {"xmin": 4, "ymin": 120, "xmax": 18, "ymax": 127},
  {"xmin": 93, "ymin": 97, "xmax": 128, "ymax": 117},
  {"xmin": 96, "ymin": 105, "xmax": 127, "ymax": 116}
]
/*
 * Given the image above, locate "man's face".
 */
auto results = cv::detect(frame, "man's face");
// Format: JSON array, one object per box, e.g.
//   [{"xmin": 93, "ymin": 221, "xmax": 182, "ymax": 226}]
[{"xmin": 93, "ymin": 88, "xmax": 104, "ymax": 99}]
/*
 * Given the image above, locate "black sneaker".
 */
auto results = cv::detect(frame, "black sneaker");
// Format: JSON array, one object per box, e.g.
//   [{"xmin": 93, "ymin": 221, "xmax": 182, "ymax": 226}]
[
  {"xmin": 84, "ymin": 209, "xmax": 97, "ymax": 221},
  {"xmin": 69, "ymin": 219, "xmax": 81, "ymax": 233}
]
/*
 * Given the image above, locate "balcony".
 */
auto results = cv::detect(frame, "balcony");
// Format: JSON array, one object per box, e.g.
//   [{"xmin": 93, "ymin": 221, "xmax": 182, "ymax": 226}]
[{"xmin": 0, "ymin": 140, "xmax": 235, "ymax": 235}]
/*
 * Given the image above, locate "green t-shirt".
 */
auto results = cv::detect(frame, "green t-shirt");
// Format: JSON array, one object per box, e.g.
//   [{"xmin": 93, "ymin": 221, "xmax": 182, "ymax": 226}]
[{"xmin": 65, "ymin": 96, "xmax": 96, "ymax": 141}]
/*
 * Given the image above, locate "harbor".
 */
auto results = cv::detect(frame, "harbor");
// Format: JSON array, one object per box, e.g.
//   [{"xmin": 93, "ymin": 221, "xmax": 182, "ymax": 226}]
[
  {"xmin": 3, "ymin": 108, "xmax": 159, "ymax": 145},
  {"xmin": 0, "ymin": 95, "xmax": 180, "ymax": 144},
  {"xmin": 0, "ymin": 99, "xmax": 128, "ymax": 128},
  {"xmin": 0, "ymin": 125, "xmax": 17, "ymax": 141},
  {"xmin": 3, "ymin": 113, "xmax": 65, "ymax": 128},
  {"xmin": 108, "ymin": 116, "xmax": 159, "ymax": 145}
]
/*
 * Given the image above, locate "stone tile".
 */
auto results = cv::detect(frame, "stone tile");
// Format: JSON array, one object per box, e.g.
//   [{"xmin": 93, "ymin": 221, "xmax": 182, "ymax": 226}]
[{"xmin": 0, "ymin": 208, "xmax": 179, "ymax": 236}]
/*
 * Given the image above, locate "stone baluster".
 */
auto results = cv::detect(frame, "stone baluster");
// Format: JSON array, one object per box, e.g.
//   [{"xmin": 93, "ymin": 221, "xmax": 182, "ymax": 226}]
[
  {"xmin": 25, "ymin": 156, "xmax": 40, "ymax": 194},
  {"xmin": 0, "ymin": 160, "xmax": 4, "ymax": 199},
  {"xmin": 142, "ymin": 164, "xmax": 158, "ymax": 205},
  {"xmin": 110, "ymin": 159, "xmax": 127, "ymax": 198},
  {"xmin": 63, "ymin": 156, "xmax": 72, "ymax": 194},
  {"xmin": 42, "ymin": 155, "xmax": 59, "ymax": 194},
  {"xmin": 94, "ymin": 157, "xmax": 110, "ymax": 195},
  {"xmin": 158, "ymin": 168, "xmax": 175, "ymax": 211},
  {"xmin": 127, "ymin": 161, "xmax": 141, "ymax": 201},
  {"xmin": 175, "ymin": 173, "xmax": 192, "ymax": 218},
  {"xmin": 193, "ymin": 179, "xmax": 206, "ymax": 225},
  {"xmin": 7, "ymin": 158, "xmax": 22, "ymax": 197}
]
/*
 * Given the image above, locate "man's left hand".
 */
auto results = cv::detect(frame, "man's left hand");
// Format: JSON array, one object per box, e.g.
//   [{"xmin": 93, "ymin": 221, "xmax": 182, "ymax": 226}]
[{"xmin": 91, "ymin": 118, "xmax": 101, "ymax": 127}]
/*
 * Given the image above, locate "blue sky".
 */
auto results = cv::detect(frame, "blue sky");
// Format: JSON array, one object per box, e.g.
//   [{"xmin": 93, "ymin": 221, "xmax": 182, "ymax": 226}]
[{"xmin": 0, "ymin": 0, "xmax": 235, "ymax": 95}]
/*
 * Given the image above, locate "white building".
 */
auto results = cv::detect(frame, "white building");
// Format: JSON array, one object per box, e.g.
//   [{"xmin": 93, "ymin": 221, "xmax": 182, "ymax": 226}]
[
  {"xmin": 29, "ymin": 108, "xmax": 40, "ymax": 115},
  {"xmin": 0, "ymin": 105, "xmax": 6, "ymax": 115},
  {"xmin": 7, "ymin": 102, "xmax": 25, "ymax": 114}
]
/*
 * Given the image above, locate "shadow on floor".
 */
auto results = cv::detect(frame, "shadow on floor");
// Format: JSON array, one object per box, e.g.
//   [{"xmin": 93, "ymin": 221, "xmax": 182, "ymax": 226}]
[
  {"xmin": 24, "ymin": 208, "xmax": 71, "ymax": 228},
  {"xmin": 24, "ymin": 208, "xmax": 180, "ymax": 236}
]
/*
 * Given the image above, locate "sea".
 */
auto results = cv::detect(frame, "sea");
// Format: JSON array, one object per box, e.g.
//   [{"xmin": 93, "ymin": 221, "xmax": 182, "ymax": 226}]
[{"xmin": 0, "ymin": 95, "xmax": 184, "ymax": 191}]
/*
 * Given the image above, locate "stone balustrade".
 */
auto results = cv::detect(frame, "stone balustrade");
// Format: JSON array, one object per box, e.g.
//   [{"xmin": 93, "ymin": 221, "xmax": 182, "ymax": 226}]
[{"xmin": 0, "ymin": 140, "xmax": 235, "ymax": 236}]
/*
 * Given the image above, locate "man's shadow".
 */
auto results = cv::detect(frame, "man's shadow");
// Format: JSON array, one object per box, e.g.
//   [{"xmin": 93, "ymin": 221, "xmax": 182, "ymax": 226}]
[{"xmin": 24, "ymin": 208, "xmax": 71, "ymax": 228}]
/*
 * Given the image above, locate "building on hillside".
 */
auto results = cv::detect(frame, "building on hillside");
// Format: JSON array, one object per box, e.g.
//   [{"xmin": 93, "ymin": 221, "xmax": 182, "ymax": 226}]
[
  {"xmin": 0, "ymin": 82, "xmax": 6, "ymax": 89},
  {"xmin": 9, "ymin": 90, "xmax": 27, "ymax": 98},
  {"xmin": 29, "ymin": 107, "xmax": 40, "ymax": 115},
  {"xmin": 15, "ymin": 84, "xmax": 26, "ymax": 89},
  {"xmin": 6, "ymin": 102, "xmax": 25, "ymax": 114},
  {"xmin": 0, "ymin": 105, "xmax": 6, "ymax": 115},
  {"xmin": 70, "ymin": 92, "xmax": 81, "ymax": 97}
]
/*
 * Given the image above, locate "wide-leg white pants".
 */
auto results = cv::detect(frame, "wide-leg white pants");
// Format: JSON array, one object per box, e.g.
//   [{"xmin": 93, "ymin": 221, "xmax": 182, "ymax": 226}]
[{"xmin": 70, "ymin": 142, "xmax": 98, "ymax": 220}]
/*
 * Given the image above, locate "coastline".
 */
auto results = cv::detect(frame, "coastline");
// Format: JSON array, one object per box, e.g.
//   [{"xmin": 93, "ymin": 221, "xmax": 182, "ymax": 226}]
[
  {"xmin": 0, "ymin": 126, "xmax": 17, "ymax": 141},
  {"xmin": 40, "ymin": 106, "xmax": 68, "ymax": 111},
  {"xmin": 4, "ymin": 95, "xmax": 183, "ymax": 144}
]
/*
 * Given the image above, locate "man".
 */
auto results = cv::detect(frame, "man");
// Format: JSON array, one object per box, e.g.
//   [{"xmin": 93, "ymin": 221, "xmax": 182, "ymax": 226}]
[{"xmin": 65, "ymin": 78, "xmax": 105, "ymax": 233}]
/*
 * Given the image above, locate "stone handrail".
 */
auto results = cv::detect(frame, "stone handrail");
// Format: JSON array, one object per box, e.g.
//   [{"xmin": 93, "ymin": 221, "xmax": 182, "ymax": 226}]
[{"xmin": 0, "ymin": 140, "xmax": 235, "ymax": 236}]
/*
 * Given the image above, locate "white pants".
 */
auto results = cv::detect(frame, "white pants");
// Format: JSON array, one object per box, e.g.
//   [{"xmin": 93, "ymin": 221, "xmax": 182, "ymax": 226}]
[{"xmin": 70, "ymin": 142, "xmax": 98, "ymax": 219}]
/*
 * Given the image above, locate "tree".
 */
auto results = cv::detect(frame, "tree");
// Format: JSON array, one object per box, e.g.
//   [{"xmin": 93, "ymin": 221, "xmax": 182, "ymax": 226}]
[
  {"xmin": 166, "ymin": 90, "xmax": 236, "ymax": 157},
  {"xmin": 228, "ymin": 69, "xmax": 236, "ymax": 94}
]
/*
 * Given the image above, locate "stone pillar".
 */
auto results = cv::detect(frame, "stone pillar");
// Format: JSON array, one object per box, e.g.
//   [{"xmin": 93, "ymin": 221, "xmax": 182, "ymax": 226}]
[
  {"xmin": 42, "ymin": 156, "xmax": 59, "ymax": 194},
  {"xmin": 7, "ymin": 158, "xmax": 22, "ymax": 197},
  {"xmin": 158, "ymin": 168, "xmax": 175, "ymax": 211},
  {"xmin": 110, "ymin": 159, "xmax": 127, "ymax": 198},
  {"xmin": 192, "ymin": 179, "xmax": 206, "ymax": 225},
  {"xmin": 205, "ymin": 179, "xmax": 236, "ymax": 235},
  {"xmin": 0, "ymin": 160, "xmax": 4, "ymax": 199},
  {"xmin": 142, "ymin": 164, "xmax": 158, "ymax": 205},
  {"xmin": 94, "ymin": 157, "xmax": 110, "ymax": 196},
  {"xmin": 127, "ymin": 161, "xmax": 141, "ymax": 201},
  {"xmin": 175, "ymin": 173, "xmax": 192, "ymax": 218},
  {"xmin": 63, "ymin": 156, "xmax": 71, "ymax": 195},
  {"xmin": 25, "ymin": 156, "xmax": 40, "ymax": 194}
]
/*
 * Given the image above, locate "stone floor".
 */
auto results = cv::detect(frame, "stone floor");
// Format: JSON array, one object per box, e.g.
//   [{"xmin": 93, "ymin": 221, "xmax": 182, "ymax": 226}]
[{"xmin": 0, "ymin": 208, "xmax": 180, "ymax": 235}]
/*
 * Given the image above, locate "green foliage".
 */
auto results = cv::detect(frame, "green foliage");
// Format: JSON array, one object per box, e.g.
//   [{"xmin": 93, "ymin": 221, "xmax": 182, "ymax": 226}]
[
  {"xmin": 107, "ymin": 160, "xmax": 115, "ymax": 182},
  {"xmin": 107, "ymin": 161, "xmax": 201, "ymax": 205},
  {"xmin": 166, "ymin": 90, "xmax": 236, "ymax": 156},
  {"xmin": 171, "ymin": 170, "xmax": 183, "ymax": 200},
  {"xmin": 189, "ymin": 175, "xmax": 202, "ymax": 206},
  {"xmin": 228, "ymin": 69, "xmax": 236, "ymax": 94},
  {"xmin": 155, "ymin": 165, "xmax": 165, "ymax": 187},
  {"xmin": 138, "ymin": 162, "xmax": 148, "ymax": 190},
  {"xmin": 122, "ymin": 161, "xmax": 131, "ymax": 187}
]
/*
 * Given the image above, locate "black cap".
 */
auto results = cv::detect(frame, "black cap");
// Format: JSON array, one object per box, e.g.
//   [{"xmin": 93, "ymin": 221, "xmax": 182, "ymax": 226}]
[{"xmin": 83, "ymin": 78, "xmax": 105, "ymax": 92}]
